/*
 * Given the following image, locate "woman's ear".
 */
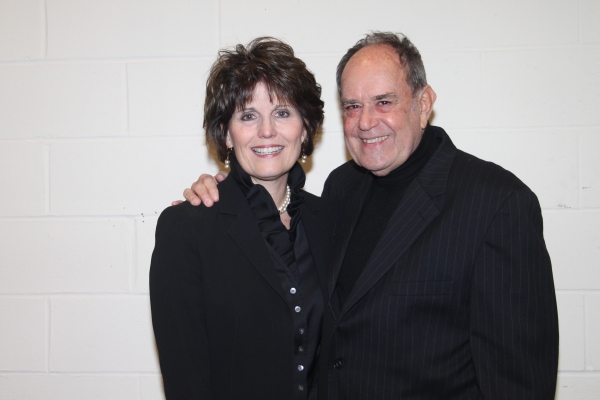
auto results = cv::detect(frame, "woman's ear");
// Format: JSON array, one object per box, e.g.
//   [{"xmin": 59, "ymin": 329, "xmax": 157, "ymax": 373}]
[{"xmin": 225, "ymin": 131, "xmax": 233, "ymax": 148}]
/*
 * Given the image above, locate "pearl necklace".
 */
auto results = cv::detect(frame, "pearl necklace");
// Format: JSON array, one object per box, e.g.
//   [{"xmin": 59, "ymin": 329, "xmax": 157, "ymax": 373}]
[{"xmin": 277, "ymin": 185, "xmax": 291, "ymax": 214}]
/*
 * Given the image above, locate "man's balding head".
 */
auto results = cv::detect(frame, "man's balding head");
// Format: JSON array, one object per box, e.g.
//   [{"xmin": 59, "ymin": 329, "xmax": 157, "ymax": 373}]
[{"xmin": 336, "ymin": 32, "xmax": 428, "ymax": 99}]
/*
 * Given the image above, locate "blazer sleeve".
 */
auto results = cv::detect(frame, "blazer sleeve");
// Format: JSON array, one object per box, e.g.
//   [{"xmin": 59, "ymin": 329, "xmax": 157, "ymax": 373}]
[
  {"xmin": 470, "ymin": 186, "xmax": 559, "ymax": 399},
  {"xmin": 150, "ymin": 205, "xmax": 211, "ymax": 399}
]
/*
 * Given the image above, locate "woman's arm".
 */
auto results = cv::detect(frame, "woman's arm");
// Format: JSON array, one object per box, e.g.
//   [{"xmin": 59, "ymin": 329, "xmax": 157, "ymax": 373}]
[{"xmin": 150, "ymin": 205, "xmax": 211, "ymax": 399}]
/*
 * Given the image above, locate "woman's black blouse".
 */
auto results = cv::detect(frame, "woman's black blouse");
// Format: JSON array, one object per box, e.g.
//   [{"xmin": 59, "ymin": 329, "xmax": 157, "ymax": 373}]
[{"xmin": 229, "ymin": 155, "xmax": 324, "ymax": 398}]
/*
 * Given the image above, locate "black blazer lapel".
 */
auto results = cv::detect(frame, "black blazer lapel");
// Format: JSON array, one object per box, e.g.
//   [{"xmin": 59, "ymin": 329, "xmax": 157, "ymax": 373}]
[
  {"xmin": 219, "ymin": 178, "xmax": 287, "ymax": 302},
  {"xmin": 340, "ymin": 128, "xmax": 457, "ymax": 317},
  {"xmin": 327, "ymin": 172, "xmax": 372, "ymax": 316}
]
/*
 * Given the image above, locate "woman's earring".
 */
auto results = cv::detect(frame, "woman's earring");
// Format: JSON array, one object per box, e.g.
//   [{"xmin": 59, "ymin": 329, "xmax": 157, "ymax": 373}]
[
  {"xmin": 224, "ymin": 148, "xmax": 232, "ymax": 169},
  {"xmin": 300, "ymin": 143, "xmax": 308, "ymax": 164}
]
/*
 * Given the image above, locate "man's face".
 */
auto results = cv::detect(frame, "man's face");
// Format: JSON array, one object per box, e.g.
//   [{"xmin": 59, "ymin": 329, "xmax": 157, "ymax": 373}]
[{"xmin": 340, "ymin": 44, "xmax": 435, "ymax": 176}]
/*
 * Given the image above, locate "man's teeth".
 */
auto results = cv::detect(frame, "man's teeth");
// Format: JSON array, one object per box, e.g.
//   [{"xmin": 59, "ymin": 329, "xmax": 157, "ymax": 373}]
[
  {"xmin": 252, "ymin": 146, "xmax": 284, "ymax": 155},
  {"xmin": 362, "ymin": 136, "xmax": 388, "ymax": 144}
]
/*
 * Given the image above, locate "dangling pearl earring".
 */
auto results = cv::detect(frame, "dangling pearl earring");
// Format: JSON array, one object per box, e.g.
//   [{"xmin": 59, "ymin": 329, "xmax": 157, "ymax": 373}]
[
  {"xmin": 300, "ymin": 142, "xmax": 307, "ymax": 164},
  {"xmin": 224, "ymin": 148, "xmax": 232, "ymax": 169}
]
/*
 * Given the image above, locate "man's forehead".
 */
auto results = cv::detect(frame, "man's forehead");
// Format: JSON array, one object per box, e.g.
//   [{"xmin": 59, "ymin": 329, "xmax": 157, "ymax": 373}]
[{"xmin": 341, "ymin": 46, "xmax": 407, "ymax": 91}]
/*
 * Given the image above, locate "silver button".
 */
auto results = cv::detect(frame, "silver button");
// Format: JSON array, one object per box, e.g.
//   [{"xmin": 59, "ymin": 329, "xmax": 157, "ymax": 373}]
[
  {"xmin": 294, "ymin": 306, "xmax": 301, "ymax": 312},
  {"xmin": 298, "ymin": 346, "xmax": 304, "ymax": 352},
  {"xmin": 298, "ymin": 384, "xmax": 304, "ymax": 391},
  {"xmin": 290, "ymin": 287, "xmax": 297, "ymax": 294},
  {"xmin": 299, "ymin": 327, "xmax": 305, "ymax": 334},
  {"xmin": 298, "ymin": 365, "xmax": 304, "ymax": 371}
]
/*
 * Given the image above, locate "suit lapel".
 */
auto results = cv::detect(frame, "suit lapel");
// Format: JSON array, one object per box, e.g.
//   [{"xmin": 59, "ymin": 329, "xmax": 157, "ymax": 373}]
[
  {"xmin": 219, "ymin": 178, "xmax": 287, "ymax": 302},
  {"xmin": 340, "ymin": 181, "xmax": 439, "ymax": 316},
  {"xmin": 339, "ymin": 127, "xmax": 457, "ymax": 317}
]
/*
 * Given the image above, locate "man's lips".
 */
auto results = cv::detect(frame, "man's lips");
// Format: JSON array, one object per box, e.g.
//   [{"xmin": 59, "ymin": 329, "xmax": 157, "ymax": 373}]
[{"xmin": 361, "ymin": 136, "xmax": 389, "ymax": 144}]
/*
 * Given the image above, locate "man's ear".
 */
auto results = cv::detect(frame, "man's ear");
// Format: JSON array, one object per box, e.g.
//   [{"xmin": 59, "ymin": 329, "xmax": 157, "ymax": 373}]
[{"xmin": 418, "ymin": 85, "xmax": 437, "ymax": 129}]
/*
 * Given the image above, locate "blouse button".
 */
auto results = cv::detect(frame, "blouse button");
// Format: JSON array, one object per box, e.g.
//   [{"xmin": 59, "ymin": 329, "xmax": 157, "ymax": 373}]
[
  {"xmin": 294, "ymin": 306, "xmax": 301, "ymax": 313},
  {"xmin": 290, "ymin": 287, "xmax": 297, "ymax": 294}
]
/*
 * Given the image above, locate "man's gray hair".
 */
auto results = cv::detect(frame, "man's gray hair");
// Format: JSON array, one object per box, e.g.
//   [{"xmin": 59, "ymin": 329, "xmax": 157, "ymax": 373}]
[{"xmin": 336, "ymin": 32, "xmax": 427, "ymax": 97}]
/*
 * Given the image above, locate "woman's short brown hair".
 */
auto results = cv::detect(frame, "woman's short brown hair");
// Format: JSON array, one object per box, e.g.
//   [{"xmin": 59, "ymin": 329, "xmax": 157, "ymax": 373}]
[{"xmin": 204, "ymin": 37, "xmax": 324, "ymax": 162}]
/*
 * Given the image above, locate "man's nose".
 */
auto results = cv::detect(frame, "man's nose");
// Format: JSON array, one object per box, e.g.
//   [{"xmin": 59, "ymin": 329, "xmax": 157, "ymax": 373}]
[{"xmin": 358, "ymin": 106, "xmax": 378, "ymax": 131}]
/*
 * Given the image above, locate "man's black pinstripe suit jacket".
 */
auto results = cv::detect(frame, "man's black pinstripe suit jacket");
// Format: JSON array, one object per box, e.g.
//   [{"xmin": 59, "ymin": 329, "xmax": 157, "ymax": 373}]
[{"xmin": 317, "ymin": 125, "xmax": 559, "ymax": 399}]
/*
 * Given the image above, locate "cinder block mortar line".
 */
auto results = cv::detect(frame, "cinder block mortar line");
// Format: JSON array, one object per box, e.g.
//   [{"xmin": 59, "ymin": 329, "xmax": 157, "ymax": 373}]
[
  {"xmin": 559, "ymin": 371, "xmax": 600, "ymax": 377},
  {"xmin": 0, "ymin": 55, "xmax": 217, "ymax": 66},
  {"xmin": 131, "ymin": 215, "xmax": 137, "ymax": 293},
  {"xmin": 583, "ymin": 292, "xmax": 589, "ymax": 370},
  {"xmin": 578, "ymin": 131, "xmax": 582, "ymax": 209},
  {"xmin": 0, "ymin": 136, "xmax": 209, "ymax": 143},
  {"xmin": 542, "ymin": 209, "xmax": 600, "ymax": 216},
  {"xmin": 479, "ymin": 51, "xmax": 484, "ymax": 116},
  {"xmin": 216, "ymin": 0, "xmax": 221, "ymax": 48},
  {"xmin": 578, "ymin": 0, "xmax": 581, "ymax": 44},
  {"xmin": 1, "ymin": 45, "xmax": 599, "ymax": 67},
  {"xmin": 125, "ymin": 63, "xmax": 130, "ymax": 137},
  {"xmin": 46, "ymin": 296, "xmax": 50, "ymax": 373},
  {"xmin": 0, "ymin": 216, "xmax": 154, "ymax": 221},
  {"xmin": 42, "ymin": 0, "xmax": 48, "ymax": 59},
  {"xmin": 44, "ymin": 143, "xmax": 50, "ymax": 214},
  {"xmin": 0, "ymin": 293, "xmax": 151, "ymax": 298},
  {"xmin": 0, "ymin": 371, "xmax": 161, "ymax": 376}
]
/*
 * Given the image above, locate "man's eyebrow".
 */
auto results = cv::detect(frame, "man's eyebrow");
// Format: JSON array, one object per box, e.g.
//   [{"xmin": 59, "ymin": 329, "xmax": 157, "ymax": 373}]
[
  {"xmin": 340, "ymin": 98, "xmax": 358, "ymax": 106},
  {"xmin": 373, "ymin": 93, "xmax": 398, "ymax": 101}
]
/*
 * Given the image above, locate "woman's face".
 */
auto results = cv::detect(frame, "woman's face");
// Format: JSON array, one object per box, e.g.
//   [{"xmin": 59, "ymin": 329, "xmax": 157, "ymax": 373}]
[{"xmin": 226, "ymin": 82, "xmax": 307, "ymax": 186}]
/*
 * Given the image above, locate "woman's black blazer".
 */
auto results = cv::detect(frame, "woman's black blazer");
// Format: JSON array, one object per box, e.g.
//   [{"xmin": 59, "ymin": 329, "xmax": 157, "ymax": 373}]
[{"xmin": 150, "ymin": 176, "xmax": 337, "ymax": 400}]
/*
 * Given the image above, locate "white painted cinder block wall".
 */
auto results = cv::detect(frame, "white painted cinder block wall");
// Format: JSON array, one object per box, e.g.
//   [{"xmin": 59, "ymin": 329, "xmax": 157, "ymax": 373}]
[{"xmin": 1, "ymin": 0, "xmax": 599, "ymax": 398}]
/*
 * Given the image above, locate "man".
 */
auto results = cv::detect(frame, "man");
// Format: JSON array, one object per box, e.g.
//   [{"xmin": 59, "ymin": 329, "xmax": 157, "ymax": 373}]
[{"xmin": 184, "ymin": 32, "xmax": 559, "ymax": 399}]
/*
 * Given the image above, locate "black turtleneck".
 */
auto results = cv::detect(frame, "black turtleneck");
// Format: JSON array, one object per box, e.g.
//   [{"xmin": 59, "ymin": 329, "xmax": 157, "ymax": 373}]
[{"xmin": 334, "ymin": 126, "xmax": 441, "ymax": 307}]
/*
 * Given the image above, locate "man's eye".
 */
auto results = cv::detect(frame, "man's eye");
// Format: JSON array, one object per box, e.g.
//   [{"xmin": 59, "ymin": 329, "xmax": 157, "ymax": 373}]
[
  {"xmin": 345, "ymin": 105, "xmax": 359, "ymax": 111},
  {"xmin": 379, "ymin": 101, "xmax": 390, "ymax": 106}
]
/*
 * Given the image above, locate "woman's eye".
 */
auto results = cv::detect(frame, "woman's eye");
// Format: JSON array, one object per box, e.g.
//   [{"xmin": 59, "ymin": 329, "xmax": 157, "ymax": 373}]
[
  {"xmin": 241, "ymin": 114, "xmax": 254, "ymax": 121},
  {"xmin": 276, "ymin": 110, "xmax": 290, "ymax": 117}
]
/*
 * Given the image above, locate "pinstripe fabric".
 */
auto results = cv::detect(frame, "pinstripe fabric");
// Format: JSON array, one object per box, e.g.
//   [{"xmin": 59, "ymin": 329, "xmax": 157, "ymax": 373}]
[{"xmin": 318, "ymin": 126, "xmax": 558, "ymax": 399}]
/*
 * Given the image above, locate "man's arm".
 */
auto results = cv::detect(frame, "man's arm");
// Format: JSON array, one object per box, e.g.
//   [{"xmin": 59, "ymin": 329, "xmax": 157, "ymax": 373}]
[
  {"xmin": 174, "ymin": 172, "xmax": 228, "ymax": 207},
  {"xmin": 470, "ymin": 186, "xmax": 558, "ymax": 399}
]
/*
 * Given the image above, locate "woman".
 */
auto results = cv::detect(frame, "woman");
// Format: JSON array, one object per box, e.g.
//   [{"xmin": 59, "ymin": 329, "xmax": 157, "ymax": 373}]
[{"xmin": 150, "ymin": 37, "xmax": 336, "ymax": 400}]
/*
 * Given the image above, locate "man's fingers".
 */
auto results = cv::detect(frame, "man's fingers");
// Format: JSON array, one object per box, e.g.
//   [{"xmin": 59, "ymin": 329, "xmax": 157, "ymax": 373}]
[
  {"xmin": 215, "ymin": 171, "xmax": 228, "ymax": 183},
  {"xmin": 171, "ymin": 200, "xmax": 183, "ymax": 206},
  {"xmin": 183, "ymin": 187, "xmax": 205, "ymax": 206},
  {"xmin": 189, "ymin": 175, "xmax": 217, "ymax": 207},
  {"xmin": 198, "ymin": 174, "xmax": 220, "ymax": 203}
]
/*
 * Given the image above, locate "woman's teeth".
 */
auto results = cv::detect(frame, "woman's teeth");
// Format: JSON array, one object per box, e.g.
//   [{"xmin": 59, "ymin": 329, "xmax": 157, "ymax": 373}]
[{"xmin": 252, "ymin": 146, "xmax": 284, "ymax": 155}]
